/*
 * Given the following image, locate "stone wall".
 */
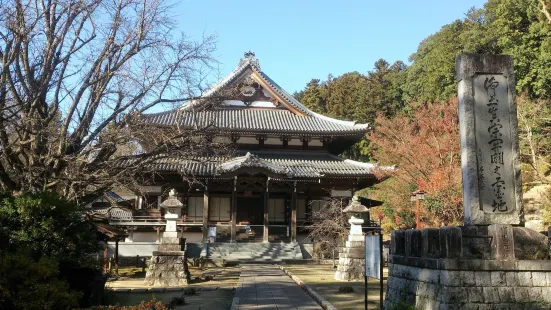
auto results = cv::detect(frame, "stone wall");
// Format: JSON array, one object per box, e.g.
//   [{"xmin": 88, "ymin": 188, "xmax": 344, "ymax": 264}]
[
  {"xmin": 385, "ymin": 227, "xmax": 551, "ymax": 310},
  {"xmin": 386, "ymin": 260, "xmax": 551, "ymax": 309}
]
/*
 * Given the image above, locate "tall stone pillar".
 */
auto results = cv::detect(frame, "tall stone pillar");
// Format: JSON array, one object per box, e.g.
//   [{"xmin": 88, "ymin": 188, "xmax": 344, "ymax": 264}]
[{"xmin": 457, "ymin": 54, "xmax": 523, "ymax": 226}]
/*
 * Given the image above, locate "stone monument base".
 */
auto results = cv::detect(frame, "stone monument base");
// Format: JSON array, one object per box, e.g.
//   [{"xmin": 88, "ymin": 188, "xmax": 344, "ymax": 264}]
[
  {"xmin": 385, "ymin": 226, "xmax": 551, "ymax": 309},
  {"xmin": 145, "ymin": 237, "xmax": 191, "ymax": 286}
]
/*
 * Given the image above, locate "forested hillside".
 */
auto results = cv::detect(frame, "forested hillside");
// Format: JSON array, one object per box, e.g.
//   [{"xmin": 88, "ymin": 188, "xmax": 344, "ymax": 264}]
[{"xmin": 293, "ymin": 0, "xmax": 551, "ymax": 231}]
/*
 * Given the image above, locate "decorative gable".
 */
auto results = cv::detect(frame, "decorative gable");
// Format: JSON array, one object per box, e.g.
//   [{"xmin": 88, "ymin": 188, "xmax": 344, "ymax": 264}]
[{"xmin": 182, "ymin": 51, "xmax": 313, "ymax": 115}]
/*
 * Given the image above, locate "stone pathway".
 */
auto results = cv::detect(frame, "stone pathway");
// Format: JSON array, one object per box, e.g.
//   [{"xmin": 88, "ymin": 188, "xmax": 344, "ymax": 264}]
[{"xmin": 233, "ymin": 264, "xmax": 322, "ymax": 310}]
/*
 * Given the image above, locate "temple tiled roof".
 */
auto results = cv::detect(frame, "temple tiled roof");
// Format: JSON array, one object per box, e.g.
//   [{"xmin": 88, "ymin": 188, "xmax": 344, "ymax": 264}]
[
  {"xmin": 127, "ymin": 151, "xmax": 377, "ymax": 178},
  {"xmin": 140, "ymin": 52, "xmax": 369, "ymax": 136},
  {"xmin": 140, "ymin": 109, "xmax": 368, "ymax": 136}
]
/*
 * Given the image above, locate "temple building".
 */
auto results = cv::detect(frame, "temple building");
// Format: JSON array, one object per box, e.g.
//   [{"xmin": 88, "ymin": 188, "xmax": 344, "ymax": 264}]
[{"xmin": 99, "ymin": 52, "xmax": 382, "ymax": 257}]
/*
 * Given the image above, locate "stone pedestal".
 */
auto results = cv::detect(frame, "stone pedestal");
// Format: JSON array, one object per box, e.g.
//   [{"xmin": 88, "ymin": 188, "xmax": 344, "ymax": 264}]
[
  {"xmin": 385, "ymin": 226, "xmax": 551, "ymax": 309},
  {"xmin": 335, "ymin": 216, "xmax": 365, "ymax": 281},
  {"xmin": 144, "ymin": 237, "xmax": 191, "ymax": 286}
]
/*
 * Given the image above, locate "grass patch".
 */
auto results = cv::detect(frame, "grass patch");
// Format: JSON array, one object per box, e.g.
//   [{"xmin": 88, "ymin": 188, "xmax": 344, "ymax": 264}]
[{"xmin": 283, "ymin": 264, "xmax": 387, "ymax": 310}]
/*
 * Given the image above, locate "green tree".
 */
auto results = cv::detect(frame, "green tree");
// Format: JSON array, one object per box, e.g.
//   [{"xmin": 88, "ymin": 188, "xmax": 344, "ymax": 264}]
[
  {"xmin": 404, "ymin": 1, "xmax": 551, "ymax": 103},
  {"xmin": 404, "ymin": 21, "xmax": 470, "ymax": 104},
  {"xmin": 0, "ymin": 192, "xmax": 100, "ymax": 309},
  {"xmin": 484, "ymin": 0, "xmax": 551, "ymax": 98},
  {"xmin": 325, "ymin": 72, "xmax": 370, "ymax": 121},
  {"xmin": 299, "ymin": 79, "xmax": 327, "ymax": 114},
  {"xmin": 0, "ymin": 255, "xmax": 82, "ymax": 310},
  {"xmin": 0, "ymin": 192, "xmax": 99, "ymax": 263}
]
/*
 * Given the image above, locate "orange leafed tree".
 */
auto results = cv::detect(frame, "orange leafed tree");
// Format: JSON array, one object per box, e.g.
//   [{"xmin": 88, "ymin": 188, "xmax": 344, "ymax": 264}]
[{"xmin": 369, "ymin": 99, "xmax": 463, "ymax": 228}]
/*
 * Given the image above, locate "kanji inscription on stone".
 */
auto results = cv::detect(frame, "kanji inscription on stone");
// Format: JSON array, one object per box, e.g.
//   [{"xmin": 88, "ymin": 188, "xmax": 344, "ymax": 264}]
[{"xmin": 473, "ymin": 74, "xmax": 515, "ymax": 214}]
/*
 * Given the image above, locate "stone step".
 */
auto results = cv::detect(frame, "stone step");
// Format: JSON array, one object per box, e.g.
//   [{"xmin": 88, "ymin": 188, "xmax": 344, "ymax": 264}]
[{"xmin": 207, "ymin": 242, "xmax": 301, "ymax": 262}]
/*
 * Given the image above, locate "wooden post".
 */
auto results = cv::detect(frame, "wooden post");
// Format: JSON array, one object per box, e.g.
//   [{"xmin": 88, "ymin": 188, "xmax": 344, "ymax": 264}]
[
  {"xmin": 203, "ymin": 189, "xmax": 209, "ymax": 243},
  {"xmin": 231, "ymin": 177, "xmax": 237, "ymax": 243},
  {"xmin": 155, "ymin": 226, "xmax": 162, "ymax": 243},
  {"xmin": 103, "ymin": 247, "xmax": 108, "ymax": 274},
  {"xmin": 115, "ymin": 238, "xmax": 119, "ymax": 275},
  {"xmin": 291, "ymin": 181, "xmax": 297, "ymax": 243},
  {"xmin": 263, "ymin": 178, "xmax": 270, "ymax": 243}
]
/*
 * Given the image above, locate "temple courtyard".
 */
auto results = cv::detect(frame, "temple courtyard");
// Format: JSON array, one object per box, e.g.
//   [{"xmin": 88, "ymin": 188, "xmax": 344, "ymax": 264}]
[{"xmin": 104, "ymin": 263, "xmax": 386, "ymax": 309}]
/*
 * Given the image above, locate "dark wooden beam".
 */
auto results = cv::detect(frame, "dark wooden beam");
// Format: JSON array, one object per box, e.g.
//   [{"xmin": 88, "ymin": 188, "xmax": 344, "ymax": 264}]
[
  {"xmin": 203, "ymin": 189, "xmax": 209, "ymax": 243},
  {"xmin": 231, "ymin": 177, "xmax": 237, "ymax": 243},
  {"xmin": 263, "ymin": 178, "xmax": 269, "ymax": 243},
  {"xmin": 291, "ymin": 181, "xmax": 297, "ymax": 243}
]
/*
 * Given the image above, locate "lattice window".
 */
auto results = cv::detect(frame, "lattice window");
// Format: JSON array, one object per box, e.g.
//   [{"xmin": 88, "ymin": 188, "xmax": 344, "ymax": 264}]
[
  {"xmin": 209, "ymin": 197, "xmax": 231, "ymax": 222},
  {"xmin": 268, "ymin": 198, "xmax": 286, "ymax": 222},
  {"xmin": 186, "ymin": 196, "xmax": 204, "ymax": 221},
  {"xmin": 297, "ymin": 199, "xmax": 307, "ymax": 221}
]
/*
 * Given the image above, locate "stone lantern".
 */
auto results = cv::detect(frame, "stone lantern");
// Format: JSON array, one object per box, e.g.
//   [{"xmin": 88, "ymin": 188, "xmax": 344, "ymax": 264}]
[
  {"xmin": 342, "ymin": 196, "xmax": 369, "ymax": 232},
  {"xmin": 160, "ymin": 188, "xmax": 182, "ymax": 238},
  {"xmin": 145, "ymin": 188, "xmax": 190, "ymax": 286},
  {"xmin": 335, "ymin": 196, "xmax": 369, "ymax": 281}
]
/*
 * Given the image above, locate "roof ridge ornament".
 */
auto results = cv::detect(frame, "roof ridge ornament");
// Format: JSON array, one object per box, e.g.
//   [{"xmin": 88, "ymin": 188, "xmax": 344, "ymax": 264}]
[{"xmin": 239, "ymin": 51, "xmax": 261, "ymax": 70}]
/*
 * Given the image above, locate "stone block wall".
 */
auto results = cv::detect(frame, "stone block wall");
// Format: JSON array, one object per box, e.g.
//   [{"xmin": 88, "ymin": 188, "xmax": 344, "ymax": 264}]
[
  {"xmin": 385, "ymin": 227, "xmax": 551, "ymax": 310},
  {"xmin": 386, "ymin": 262, "xmax": 551, "ymax": 309}
]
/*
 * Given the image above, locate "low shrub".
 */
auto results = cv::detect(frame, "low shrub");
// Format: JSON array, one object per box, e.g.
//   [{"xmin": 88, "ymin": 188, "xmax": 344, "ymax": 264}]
[
  {"xmin": 337, "ymin": 286, "xmax": 355, "ymax": 293},
  {"xmin": 91, "ymin": 297, "xmax": 169, "ymax": 310},
  {"xmin": 166, "ymin": 295, "xmax": 186, "ymax": 309},
  {"xmin": 183, "ymin": 287, "xmax": 197, "ymax": 295}
]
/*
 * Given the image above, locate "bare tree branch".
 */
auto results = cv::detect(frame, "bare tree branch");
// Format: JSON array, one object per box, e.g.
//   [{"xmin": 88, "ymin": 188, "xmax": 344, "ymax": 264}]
[{"xmin": 0, "ymin": 0, "xmax": 222, "ymax": 201}]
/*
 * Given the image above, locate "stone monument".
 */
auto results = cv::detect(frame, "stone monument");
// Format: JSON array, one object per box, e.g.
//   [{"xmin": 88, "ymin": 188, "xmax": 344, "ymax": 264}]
[
  {"xmin": 145, "ymin": 189, "xmax": 191, "ymax": 286},
  {"xmin": 335, "ymin": 196, "xmax": 368, "ymax": 281},
  {"xmin": 457, "ymin": 54, "xmax": 523, "ymax": 226},
  {"xmin": 384, "ymin": 54, "xmax": 551, "ymax": 309}
]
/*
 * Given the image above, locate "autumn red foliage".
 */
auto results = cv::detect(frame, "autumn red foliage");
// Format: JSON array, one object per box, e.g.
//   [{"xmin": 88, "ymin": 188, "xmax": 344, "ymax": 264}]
[{"xmin": 369, "ymin": 99, "xmax": 463, "ymax": 229}]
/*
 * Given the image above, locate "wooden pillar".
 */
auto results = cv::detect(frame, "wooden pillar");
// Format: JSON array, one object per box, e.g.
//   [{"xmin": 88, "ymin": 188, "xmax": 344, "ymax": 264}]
[
  {"xmin": 231, "ymin": 177, "xmax": 237, "ymax": 243},
  {"xmin": 291, "ymin": 181, "xmax": 297, "ymax": 243},
  {"xmin": 103, "ymin": 246, "xmax": 108, "ymax": 274},
  {"xmin": 154, "ymin": 226, "xmax": 162, "ymax": 243},
  {"xmin": 202, "ymin": 189, "xmax": 209, "ymax": 243},
  {"xmin": 263, "ymin": 178, "xmax": 270, "ymax": 243},
  {"xmin": 115, "ymin": 238, "xmax": 119, "ymax": 275}
]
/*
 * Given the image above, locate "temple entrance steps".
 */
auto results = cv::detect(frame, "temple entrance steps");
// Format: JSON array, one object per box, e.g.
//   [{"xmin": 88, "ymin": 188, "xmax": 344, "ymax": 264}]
[{"xmin": 207, "ymin": 242, "xmax": 302, "ymax": 262}]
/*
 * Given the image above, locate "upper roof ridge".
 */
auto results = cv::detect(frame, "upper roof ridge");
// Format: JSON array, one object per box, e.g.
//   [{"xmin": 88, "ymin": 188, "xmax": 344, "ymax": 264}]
[{"xmin": 171, "ymin": 52, "xmax": 369, "ymax": 130}]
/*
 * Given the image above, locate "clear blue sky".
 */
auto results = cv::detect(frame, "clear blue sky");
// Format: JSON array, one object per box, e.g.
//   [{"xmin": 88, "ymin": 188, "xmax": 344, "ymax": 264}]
[{"xmin": 176, "ymin": 0, "xmax": 487, "ymax": 94}]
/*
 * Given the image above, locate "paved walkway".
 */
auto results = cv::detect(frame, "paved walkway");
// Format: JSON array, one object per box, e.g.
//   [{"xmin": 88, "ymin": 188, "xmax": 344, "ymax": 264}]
[{"xmin": 233, "ymin": 264, "xmax": 322, "ymax": 310}]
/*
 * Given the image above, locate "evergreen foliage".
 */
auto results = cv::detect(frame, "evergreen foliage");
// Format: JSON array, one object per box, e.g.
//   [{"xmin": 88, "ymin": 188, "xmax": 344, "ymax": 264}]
[{"xmin": 0, "ymin": 192, "xmax": 101, "ymax": 309}]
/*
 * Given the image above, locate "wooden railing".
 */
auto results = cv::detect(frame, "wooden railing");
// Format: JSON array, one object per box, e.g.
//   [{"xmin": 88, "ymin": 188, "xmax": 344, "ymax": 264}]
[{"xmin": 109, "ymin": 216, "xmax": 201, "ymax": 225}]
